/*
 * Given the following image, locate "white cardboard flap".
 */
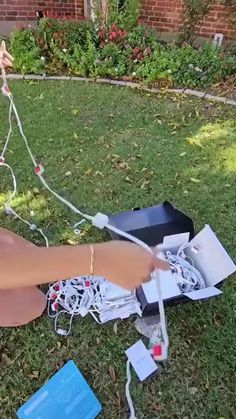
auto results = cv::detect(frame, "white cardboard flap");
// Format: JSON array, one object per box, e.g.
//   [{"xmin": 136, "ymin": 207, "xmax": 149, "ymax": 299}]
[
  {"xmin": 185, "ymin": 225, "xmax": 236, "ymax": 286},
  {"xmin": 142, "ymin": 269, "xmax": 181, "ymax": 302},
  {"xmin": 161, "ymin": 232, "xmax": 190, "ymax": 252},
  {"xmin": 185, "ymin": 286, "xmax": 222, "ymax": 300}
]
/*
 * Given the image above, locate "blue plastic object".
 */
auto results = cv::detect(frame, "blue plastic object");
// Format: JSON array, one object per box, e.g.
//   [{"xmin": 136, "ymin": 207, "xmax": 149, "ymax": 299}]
[{"xmin": 17, "ymin": 360, "xmax": 102, "ymax": 419}]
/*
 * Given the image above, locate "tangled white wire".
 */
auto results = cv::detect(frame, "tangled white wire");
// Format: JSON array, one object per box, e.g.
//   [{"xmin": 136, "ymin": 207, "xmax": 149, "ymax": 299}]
[
  {"xmin": 47, "ymin": 276, "xmax": 142, "ymax": 335},
  {"xmin": 165, "ymin": 244, "xmax": 205, "ymax": 293}
]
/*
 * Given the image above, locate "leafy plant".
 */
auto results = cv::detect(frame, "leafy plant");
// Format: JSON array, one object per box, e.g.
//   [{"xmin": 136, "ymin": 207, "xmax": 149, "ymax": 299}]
[
  {"xmin": 11, "ymin": 28, "xmax": 44, "ymax": 74},
  {"xmin": 97, "ymin": 43, "xmax": 127, "ymax": 77},
  {"xmin": 123, "ymin": 0, "xmax": 141, "ymax": 29},
  {"xmin": 179, "ymin": 0, "xmax": 213, "ymax": 44},
  {"xmin": 102, "ymin": 0, "xmax": 140, "ymax": 29},
  {"xmin": 10, "ymin": 19, "xmax": 236, "ymax": 89},
  {"xmin": 136, "ymin": 43, "xmax": 235, "ymax": 88}
]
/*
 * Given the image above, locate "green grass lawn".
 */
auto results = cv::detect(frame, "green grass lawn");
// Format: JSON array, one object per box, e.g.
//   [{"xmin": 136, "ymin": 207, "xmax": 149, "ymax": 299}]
[{"xmin": 0, "ymin": 81, "xmax": 236, "ymax": 419}]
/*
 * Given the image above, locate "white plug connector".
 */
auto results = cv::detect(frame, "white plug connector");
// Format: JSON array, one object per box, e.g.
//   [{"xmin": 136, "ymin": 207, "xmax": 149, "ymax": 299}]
[{"xmin": 92, "ymin": 212, "xmax": 109, "ymax": 229}]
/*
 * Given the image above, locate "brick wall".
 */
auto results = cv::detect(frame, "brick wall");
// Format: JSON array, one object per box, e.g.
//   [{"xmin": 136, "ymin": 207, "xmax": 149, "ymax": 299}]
[
  {"xmin": 0, "ymin": 0, "xmax": 84, "ymax": 22},
  {"xmin": 0, "ymin": 0, "xmax": 235, "ymax": 40},
  {"xmin": 141, "ymin": 0, "xmax": 236, "ymax": 39}
]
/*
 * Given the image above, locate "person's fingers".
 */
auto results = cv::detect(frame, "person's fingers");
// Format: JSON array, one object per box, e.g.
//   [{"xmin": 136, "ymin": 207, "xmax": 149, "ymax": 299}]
[
  {"xmin": 142, "ymin": 275, "xmax": 151, "ymax": 283},
  {"xmin": 2, "ymin": 58, "xmax": 12, "ymax": 67},
  {"xmin": 4, "ymin": 50, "xmax": 14, "ymax": 62},
  {"xmin": 153, "ymin": 256, "xmax": 169, "ymax": 271},
  {"xmin": 0, "ymin": 40, "xmax": 6, "ymax": 53}
]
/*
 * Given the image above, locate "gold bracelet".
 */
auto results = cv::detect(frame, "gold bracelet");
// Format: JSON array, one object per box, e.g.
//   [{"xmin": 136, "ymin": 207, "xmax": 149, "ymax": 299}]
[{"xmin": 90, "ymin": 245, "xmax": 95, "ymax": 276}]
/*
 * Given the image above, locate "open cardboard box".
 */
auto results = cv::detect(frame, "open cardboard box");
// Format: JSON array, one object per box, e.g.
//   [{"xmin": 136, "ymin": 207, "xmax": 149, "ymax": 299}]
[
  {"xmin": 108, "ymin": 202, "xmax": 236, "ymax": 315},
  {"xmin": 108, "ymin": 201, "xmax": 194, "ymax": 246}
]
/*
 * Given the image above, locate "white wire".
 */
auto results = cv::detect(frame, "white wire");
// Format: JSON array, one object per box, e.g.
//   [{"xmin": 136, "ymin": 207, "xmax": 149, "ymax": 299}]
[
  {"xmin": 8, "ymin": 95, "xmax": 37, "ymax": 166},
  {"xmin": 0, "ymin": 162, "xmax": 17, "ymax": 200},
  {"xmin": 107, "ymin": 223, "xmax": 169, "ymax": 351},
  {"xmin": 1, "ymin": 101, "xmax": 13, "ymax": 158},
  {"xmin": 1, "ymin": 68, "xmax": 171, "ymax": 419},
  {"xmin": 165, "ymin": 249, "xmax": 205, "ymax": 292},
  {"xmin": 126, "ymin": 360, "xmax": 136, "ymax": 419},
  {"xmin": 0, "ymin": 162, "xmax": 49, "ymax": 247},
  {"xmin": 38, "ymin": 174, "xmax": 93, "ymax": 221},
  {"xmin": 1, "ymin": 71, "xmax": 169, "ymax": 367},
  {"xmin": 7, "ymin": 94, "xmax": 93, "ymax": 222}
]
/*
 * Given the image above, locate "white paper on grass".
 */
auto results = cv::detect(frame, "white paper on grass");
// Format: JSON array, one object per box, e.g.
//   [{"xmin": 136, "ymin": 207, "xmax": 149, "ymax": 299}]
[
  {"xmin": 185, "ymin": 225, "xmax": 236, "ymax": 287},
  {"xmin": 185, "ymin": 286, "xmax": 222, "ymax": 300},
  {"xmin": 125, "ymin": 340, "xmax": 158, "ymax": 381}
]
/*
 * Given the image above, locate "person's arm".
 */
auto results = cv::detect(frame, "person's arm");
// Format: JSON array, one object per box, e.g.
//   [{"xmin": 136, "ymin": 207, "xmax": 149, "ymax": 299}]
[
  {"xmin": 0, "ymin": 43, "xmax": 169, "ymax": 290},
  {"xmin": 0, "ymin": 241, "xmax": 168, "ymax": 290}
]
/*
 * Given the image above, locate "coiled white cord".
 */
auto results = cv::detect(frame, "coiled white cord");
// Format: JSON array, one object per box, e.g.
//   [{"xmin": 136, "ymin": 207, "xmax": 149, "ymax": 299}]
[{"xmin": 165, "ymin": 245, "xmax": 205, "ymax": 293}]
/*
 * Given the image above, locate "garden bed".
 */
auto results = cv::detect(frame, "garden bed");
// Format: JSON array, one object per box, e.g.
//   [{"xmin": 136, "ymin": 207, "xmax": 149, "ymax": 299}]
[{"xmin": 10, "ymin": 18, "xmax": 236, "ymax": 91}]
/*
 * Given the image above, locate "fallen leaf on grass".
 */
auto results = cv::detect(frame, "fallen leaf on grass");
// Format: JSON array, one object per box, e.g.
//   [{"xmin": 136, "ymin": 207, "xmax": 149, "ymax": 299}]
[
  {"xmin": 116, "ymin": 161, "xmax": 130, "ymax": 171},
  {"xmin": 188, "ymin": 387, "xmax": 198, "ymax": 395},
  {"xmin": 1, "ymin": 353, "xmax": 12, "ymax": 365},
  {"xmin": 190, "ymin": 177, "xmax": 201, "ymax": 183},
  {"xmin": 109, "ymin": 366, "xmax": 116, "ymax": 383},
  {"xmin": 67, "ymin": 238, "xmax": 77, "ymax": 245},
  {"xmin": 187, "ymin": 138, "xmax": 204, "ymax": 148},
  {"xmin": 84, "ymin": 168, "xmax": 93, "ymax": 176},
  {"xmin": 114, "ymin": 391, "xmax": 121, "ymax": 409},
  {"xmin": 141, "ymin": 180, "xmax": 150, "ymax": 189},
  {"xmin": 179, "ymin": 152, "xmax": 187, "ymax": 157},
  {"xmin": 71, "ymin": 109, "xmax": 79, "ymax": 116},
  {"xmin": 125, "ymin": 176, "xmax": 132, "ymax": 183},
  {"xmin": 95, "ymin": 171, "xmax": 104, "ymax": 177},
  {"xmin": 65, "ymin": 171, "xmax": 72, "ymax": 177},
  {"xmin": 28, "ymin": 371, "xmax": 39, "ymax": 380}
]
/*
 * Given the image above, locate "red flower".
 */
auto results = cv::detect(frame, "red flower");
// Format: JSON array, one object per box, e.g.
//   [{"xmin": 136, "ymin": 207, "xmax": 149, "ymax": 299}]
[
  {"xmin": 133, "ymin": 47, "xmax": 140, "ymax": 54},
  {"xmin": 109, "ymin": 31, "xmax": 117, "ymax": 40}
]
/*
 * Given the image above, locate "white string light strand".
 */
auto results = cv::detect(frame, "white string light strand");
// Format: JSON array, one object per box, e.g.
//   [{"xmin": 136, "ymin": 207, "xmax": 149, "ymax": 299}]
[{"xmin": 1, "ymin": 67, "xmax": 170, "ymax": 418}]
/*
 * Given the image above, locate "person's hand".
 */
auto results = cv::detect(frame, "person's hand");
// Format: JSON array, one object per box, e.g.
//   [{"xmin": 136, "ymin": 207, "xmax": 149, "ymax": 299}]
[
  {"xmin": 95, "ymin": 240, "xmax": 169, "ymax": 290},
  {"xmin": 0, "ymin": 41, "xmax": 14, "ymax": 69}
]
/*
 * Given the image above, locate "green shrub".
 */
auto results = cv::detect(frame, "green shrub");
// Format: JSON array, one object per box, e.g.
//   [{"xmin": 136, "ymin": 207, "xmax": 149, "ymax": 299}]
[
  {"xmin": 97, "ymin": 43, "xmax": 127, "ymax": 77},
  {"xmin": 136, "ymin": 43, "xmax": 236, "ymax": 88},
  {"xmin": 37, "ymin": 18, "xmax": 98, "ymax": 53},
  {"xmin": 11, "ymin": 28, "xmax": 44, "ymax": 74}
]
